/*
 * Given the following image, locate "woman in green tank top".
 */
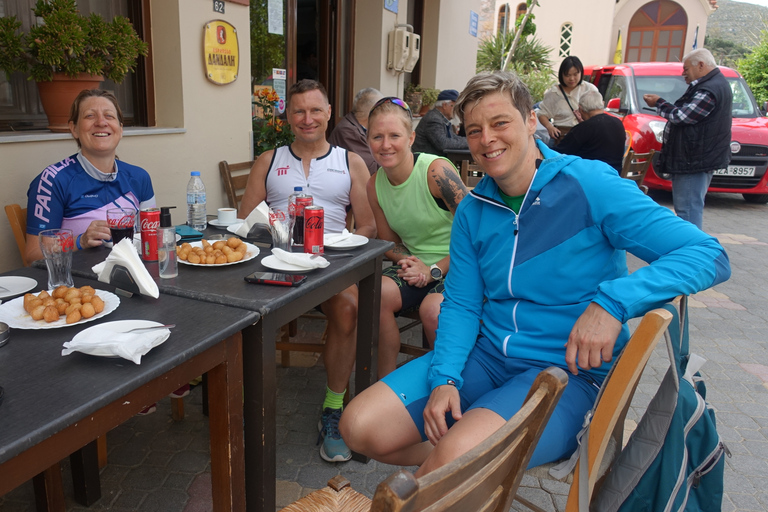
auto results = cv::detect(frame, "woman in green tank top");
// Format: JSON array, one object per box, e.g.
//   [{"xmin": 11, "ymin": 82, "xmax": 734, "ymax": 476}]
[{"xmin": 366, "ymin": 97, "xmax": 469, "ymax": 378}]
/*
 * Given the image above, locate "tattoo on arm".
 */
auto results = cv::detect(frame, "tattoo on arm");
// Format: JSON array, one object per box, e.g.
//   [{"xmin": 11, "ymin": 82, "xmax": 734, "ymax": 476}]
[
  {"xmin": 432, "ymin": 166, "xmax": 469, "ymax": 212},
  {"xmin": 392, "ymin": 243, "xmax": 411, "ymax": 260}
]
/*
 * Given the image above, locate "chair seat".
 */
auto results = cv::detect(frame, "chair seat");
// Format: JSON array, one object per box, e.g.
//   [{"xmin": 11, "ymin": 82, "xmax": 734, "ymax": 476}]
[{"xmin": 280, "ymin": 476, "xmax": 371, "ymax": 512}]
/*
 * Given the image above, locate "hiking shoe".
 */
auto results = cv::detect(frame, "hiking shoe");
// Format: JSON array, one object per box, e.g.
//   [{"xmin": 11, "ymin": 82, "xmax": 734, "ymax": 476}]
[
  {"xmin": 169, "ymin": 383, "xmax": 190, "ymax": 399},
  {"xmin": 316, "ymin": 408, "xmax": 352, "ymax": 462}
]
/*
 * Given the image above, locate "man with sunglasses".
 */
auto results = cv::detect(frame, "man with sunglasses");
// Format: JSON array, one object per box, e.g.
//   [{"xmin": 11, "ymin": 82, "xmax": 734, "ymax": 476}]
[
  {"xmin": 239, "ymin": 79, "xmax": 376, "ymax": 462},
  {"xmin": 412, "ymin": 89, "xmax": 469, "ymax": 157}
]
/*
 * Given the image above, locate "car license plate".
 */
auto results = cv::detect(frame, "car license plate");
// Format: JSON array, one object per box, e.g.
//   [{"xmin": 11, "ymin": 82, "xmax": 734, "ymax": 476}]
[{"xmin": 715, "ymin": 166, "xmax": 756, "ymax": 177}]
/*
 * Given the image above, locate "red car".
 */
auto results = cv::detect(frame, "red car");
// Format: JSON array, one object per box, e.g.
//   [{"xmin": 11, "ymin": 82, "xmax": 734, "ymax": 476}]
[{"xmin": 586, "ymin": 62, "xmax": 768, "ymax": 204}]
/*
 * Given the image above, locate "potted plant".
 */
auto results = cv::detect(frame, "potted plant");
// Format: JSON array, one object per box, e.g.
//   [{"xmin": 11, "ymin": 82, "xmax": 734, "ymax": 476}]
[
  {"xmin": 404, "ymin": 82, "xmax": 423, "ymax": 114},
  {"xmin": 0, "ymin": 0, "xmax": 148, "ymax": 132},
  {"xmin": 419, "ymin": 87, "xmax": 440, "ymax": 116}
]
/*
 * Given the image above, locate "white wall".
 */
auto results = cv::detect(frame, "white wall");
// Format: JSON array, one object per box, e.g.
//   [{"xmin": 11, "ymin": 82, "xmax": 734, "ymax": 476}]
[{"xmin": 0, "ymin": 0, "xmax": 252, "ymax": 272}]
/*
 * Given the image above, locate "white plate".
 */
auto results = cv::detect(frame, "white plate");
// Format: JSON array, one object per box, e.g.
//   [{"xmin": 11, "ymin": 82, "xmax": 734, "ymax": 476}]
[
  {"xmin": 0, "ymin": 289, "xmax": 120, "ymax": 330},
  {"xmin": 261, "ymin": 255, "xmax": 317, "ymax": 272},
  {"xmin": 70, "ymin": 320, "xmax": 170, "ymax": 358},
  {"xmin": 178, "ymin": 240, "xmax": 259, "ymax": 267},
  {"xmin": 324, "ymin": 234, "xmax": 369, "ymax": 249},
  {"xmin": 0, "ymin": 276, "xmax": 38, "ymax": 300},
  {"xmin": 209, "ymin": 218, "xmax": 241, "ymax": 228}
]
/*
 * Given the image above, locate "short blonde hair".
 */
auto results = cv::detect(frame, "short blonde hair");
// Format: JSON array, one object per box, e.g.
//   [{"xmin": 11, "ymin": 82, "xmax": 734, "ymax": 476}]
[{"xmin": 455, "ymin": 71, "xmax": 533, "ymax": 125}]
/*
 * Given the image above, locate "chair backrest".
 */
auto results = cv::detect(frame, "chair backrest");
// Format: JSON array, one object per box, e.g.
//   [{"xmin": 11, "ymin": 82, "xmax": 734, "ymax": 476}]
[
  {"xmin": 5, "ymin": 203, "xmax": 28, "ymax": 267},
  {"xmin": 219, "ymin": 160, "xmax": 255, "ymax": 209},
  {"xmin": 620, "ymin": 149, "xmax": 655, "ymax": 194},
  {"xmin": 371, "ymin": 367, "xmax": 568, "ymax": 512},
  {"xmin": 460, "ymin": 160, "xmax": 484, "ymax": 188},
  {"xmin": 564, "ymin": 307, "xmax": 673, "ymax": 511}
]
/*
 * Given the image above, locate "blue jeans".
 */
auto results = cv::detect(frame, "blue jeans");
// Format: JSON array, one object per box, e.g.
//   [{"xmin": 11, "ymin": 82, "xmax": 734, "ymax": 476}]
[{"xmin": 671, "ymin": 171, "xmax": 714, "ymax": 230}]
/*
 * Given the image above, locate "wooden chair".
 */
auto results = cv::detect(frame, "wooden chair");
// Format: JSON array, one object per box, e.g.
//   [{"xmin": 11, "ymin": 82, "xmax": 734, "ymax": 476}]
[
  {"xmin": 219, "ymin": 159, "xmax": 254, "ymax": 210},
  {"xmin": 5, "ymin": 203, "xmax": 28, "ymax": 267},
  {"xmin": 514, "ymin": 306, "xmax": 673, "ymax": 512},
  {"xmin": 620, "ymin": 149, "xmax": 655, "ymax": 194},
  {"xmin": 460, "ymin": 159, "xmax": 484, "ymax": 188},
  {"xmin": 279, "ymin": 366, "xmax": 568, "ymax": 512}
]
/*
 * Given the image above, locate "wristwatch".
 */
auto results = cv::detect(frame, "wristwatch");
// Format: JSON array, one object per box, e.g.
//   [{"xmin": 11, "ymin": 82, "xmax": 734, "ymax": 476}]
[{"xmin": 429, "ymin": 263, "xmax": 443, "ymax": 280}]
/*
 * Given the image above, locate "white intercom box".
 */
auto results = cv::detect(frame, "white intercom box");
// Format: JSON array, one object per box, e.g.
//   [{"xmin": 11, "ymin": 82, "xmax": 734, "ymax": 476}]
[
  {"xmin": 387, "ymin": 29, "xmax": 420, "ymax": 72},
  {"xmin": 403, "ymin": 33, "xmax": 421, "ymax": 72}
]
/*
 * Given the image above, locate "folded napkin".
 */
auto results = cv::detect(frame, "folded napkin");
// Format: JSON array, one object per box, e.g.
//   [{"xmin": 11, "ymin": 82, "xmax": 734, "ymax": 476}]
[
  {"xmin": 324, "ymin": 229, "xmax": 353, "ymax": 246},
  {"xmin": 235, "ymin": 201, "xmax": 270, "ymax": 237},
  {"xmin": 272, "ymin": 248, "xmax": 329, "ymax": 269},
  {"xmin": 92, "ymin": 238, "xmax": 159, "ymax": 298},
  {"xmin": 62, "ymin": 326, "xmax": 169, "ymax": 364}
]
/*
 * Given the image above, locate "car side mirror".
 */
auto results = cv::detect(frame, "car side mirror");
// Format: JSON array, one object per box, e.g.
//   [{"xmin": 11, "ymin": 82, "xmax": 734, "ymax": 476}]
[{"xmin": 606, "ymin": 98, "xmax": 621, "ymax": 112}]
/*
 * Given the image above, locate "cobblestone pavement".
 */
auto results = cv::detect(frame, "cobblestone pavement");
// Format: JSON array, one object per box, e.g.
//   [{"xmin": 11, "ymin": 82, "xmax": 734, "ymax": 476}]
[{"xmin": 1, "ymin": 191, "xmax": 767, "ymax": 511}]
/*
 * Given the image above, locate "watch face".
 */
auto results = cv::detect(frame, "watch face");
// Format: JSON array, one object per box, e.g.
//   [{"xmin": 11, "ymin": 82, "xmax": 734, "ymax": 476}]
[{"xmin": 430, "ymin": 267, "xmax": 442, "ymax": 279}]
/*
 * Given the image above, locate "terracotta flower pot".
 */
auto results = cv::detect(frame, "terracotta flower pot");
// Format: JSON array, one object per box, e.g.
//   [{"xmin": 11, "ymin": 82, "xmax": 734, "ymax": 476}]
[{"xmin": 36, "ymin": 73, "xmax": 105, "ymax": 132}]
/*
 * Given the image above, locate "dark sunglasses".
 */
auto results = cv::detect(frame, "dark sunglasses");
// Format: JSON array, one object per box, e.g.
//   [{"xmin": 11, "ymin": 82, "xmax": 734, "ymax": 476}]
[{"xmin": 369, "ymin": 97, "xmax": 412, "ymax": 119}]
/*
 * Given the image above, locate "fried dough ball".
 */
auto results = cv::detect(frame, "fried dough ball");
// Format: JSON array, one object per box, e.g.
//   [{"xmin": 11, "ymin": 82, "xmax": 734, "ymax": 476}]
[
  {"xmin": 227, "ymin": 237, "xmax": 242, "ymax": 248},
  {"xmin": 64, "ymin": 288, "xmax": 82, "ymax": 302},
  {"xmin": 214, "ymin": 254, "xmax": 228, "ymax": 264},
  {"xmin": 226, "ymin": 250, "xmax": 243, "ymax": 263},
  {"xmin": 80, "ymin": 302, "xmax": 96, "ymax": 319},
  {"xmin": 235, "ymin": 243, "xmax": 248, "ymax": 254},
  {"xmin": 26, "ymin": 298, "xmax": 43, "ymax": 313},
  {"xmin": 30, "ymin": 305, "xmax": 46, "ymax": 321},
  {"xmin": 55, "ymin": 299, "xmax": 69, "ymax": 315},
  {"xmin": 187, "ymin": 252, "xmax": 202, "ymax": 264},
  {"xmin": 68, "ymin": 297, "xmax": 82, "ymax": 306},
  {"xmin": 81, "ymin": 294, "xmax": 93, "ymax": 304},
  {"xmin": 79, "ymin": 286, "xmax": 96, "ymax": 296},
  {"xmin": 23, "ymin": 293, "xmax": 36, "ymax": 310},
  {"xmin": 177, "ymin": 248, "xmax": 190, "ymax": 261},
  {"xmin": 205, "ymin": 254, "xmax": 216, "ymax": 264},
  {"xmin": 221, "ymin": 245, "xmax": 233, "ymax": 255},
  {"xmin": 38, "ymin": 290, "xmax": 50, "ymax": 300},
  {"xmin": 181, "ymin": 242, "xmax": 192, "ymax": 250},
  {"xmin": 204, "ymin": 245, "xmax": 214, "ymax": 254},
  {"xmin": 43, "ymin": 305, "xmax": 60, "ymax": 323},
  {"xmin": 91, "ymin": 295, "xmax": 105, "ymax": 314},
  {"xmin": 65, "ymin": 303, "xmax": 82, "ymax": 316},
  {"xmin": 66, "ymin": 309, "xmax": 82, "ymax": 324},
  {"xmin": 213, "ymin": 240, "xmax": 226, "ymax": 250},
  {"xmin": 42, "ymin": 297, "xmax": 56, "ymax": 307},
  {"xmin": 52, "ymin": 286, "xmax": 69, "ymax": 299},
  {"xmin": 201, "ymin": 239, "xmax": 211, "ymax": 249}
]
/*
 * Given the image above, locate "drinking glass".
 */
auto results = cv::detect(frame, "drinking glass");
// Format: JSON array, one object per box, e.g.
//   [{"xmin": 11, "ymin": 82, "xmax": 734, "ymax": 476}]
[
  {"xmin": 39, "ymin": 229, "xmax": 75, "ymax": 289},
  {"xmin": 269, "ymin": 209, "xmax": 292, "ymax": 251},
  {"xmin": 107, "ymin": 208, "xmax": 137, "ymax": 245}
]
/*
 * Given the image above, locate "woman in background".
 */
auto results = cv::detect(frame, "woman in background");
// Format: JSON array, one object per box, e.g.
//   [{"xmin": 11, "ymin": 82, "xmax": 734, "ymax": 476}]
[{"xmin": 538, "ymin": 56, "xmax": 599, "ymax": 144}]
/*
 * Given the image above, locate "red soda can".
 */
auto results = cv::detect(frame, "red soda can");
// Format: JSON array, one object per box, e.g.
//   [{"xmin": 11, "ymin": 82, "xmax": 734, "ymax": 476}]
[
  {"xmin": 140, "ymin": 208, "xmax": 161, "ymax": 261},
  {"xmin": 303, "ymin": 205, "xmax": 324, "ymax": 255}
]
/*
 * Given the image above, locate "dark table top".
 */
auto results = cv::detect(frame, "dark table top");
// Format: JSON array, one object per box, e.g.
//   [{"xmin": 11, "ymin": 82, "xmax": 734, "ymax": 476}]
[
  {"xmin": 38, "ymin": 232, "xmax": 393, "ymax": 315},
  {"xmin": 0, "ymin": 266, "xmax": 259, "ymax": 464}
]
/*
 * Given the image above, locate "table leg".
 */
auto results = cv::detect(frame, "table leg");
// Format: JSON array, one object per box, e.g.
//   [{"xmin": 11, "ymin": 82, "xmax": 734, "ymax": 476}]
[
  {"xmin": 31, "ymin": 463, "xmax": 65, "ymax": 512},
  {"xmin": 243, "ymin": 319, "xmax": 277, "ymax": 512},
  {"xmin": 69, "ymin": 440, "xmax": 101, "ymax": 505},
  {"xmin": 208, "ymin": 333, "xmax": 245, "ymax": 512}
]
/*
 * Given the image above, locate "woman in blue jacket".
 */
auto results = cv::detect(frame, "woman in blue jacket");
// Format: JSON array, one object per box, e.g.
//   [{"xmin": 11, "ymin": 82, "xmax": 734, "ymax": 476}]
[{"xmin": 339, "ymin": 71, "xmax": 731, "ymax": 475}]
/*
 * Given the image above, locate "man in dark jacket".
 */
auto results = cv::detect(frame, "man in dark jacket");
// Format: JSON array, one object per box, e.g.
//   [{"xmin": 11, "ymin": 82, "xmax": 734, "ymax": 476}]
[
  {"xmin": 328, "ymin": 87, "xmax": 383, "ymax": 175},
  {"xmin": 643, "ymin": 48, "xmax": 732, "ymax": 229},
  {"xmin": 412, "ymin": 89, "xmax": 468, "ymax": 156},
  {"xmin": 555, "ymin": 91, "xmax": 626, "ymax": 171}
]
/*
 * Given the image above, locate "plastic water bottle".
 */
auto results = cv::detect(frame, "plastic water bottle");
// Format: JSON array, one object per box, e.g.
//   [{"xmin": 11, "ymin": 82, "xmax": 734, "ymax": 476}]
[
  {"xmin": 288, "ymin": 186, "xmax": 302, "ymax": 227},
  {"xmin": 186, "ymin": 171, "xmax": 207, "ymax": 230}
]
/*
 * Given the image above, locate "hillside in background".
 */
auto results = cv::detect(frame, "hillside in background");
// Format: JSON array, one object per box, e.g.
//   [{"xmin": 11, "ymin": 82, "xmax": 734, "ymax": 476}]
[{"xmin": 708, "ymin": 0, "xmax": 768, "ymax": 47}]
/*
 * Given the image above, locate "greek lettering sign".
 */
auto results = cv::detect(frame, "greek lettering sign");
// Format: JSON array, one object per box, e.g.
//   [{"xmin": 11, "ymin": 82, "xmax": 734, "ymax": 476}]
[{"xmin": 204, "ymin": 20, "xmax": 239, "ymax": 85}]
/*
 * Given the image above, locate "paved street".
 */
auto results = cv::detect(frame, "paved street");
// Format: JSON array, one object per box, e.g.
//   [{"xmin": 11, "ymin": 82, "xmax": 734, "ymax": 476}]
[{"xmin": 1, "ymin": 190, "xmax": 767, "ymax": 511}]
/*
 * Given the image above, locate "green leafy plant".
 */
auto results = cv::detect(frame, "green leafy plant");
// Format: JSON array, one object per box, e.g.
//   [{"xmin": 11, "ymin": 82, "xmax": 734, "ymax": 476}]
[
  {"xmin": 253, "ymin": 87, "xmax": 294, "ymax": 154},
  {"xmin": 477, "ymin": 32, "xmax": 553, "ymax": 75},
  {"xmin": 0, "ymin": 0, "xmax": 148, "ymax": 82},
  {"xmin": 421, "ymin": 87, "xmax": 440, "ymax": 108},
  {"xmin": 737, "ymin": 30, "xmax": 768, "ymax": 106}
]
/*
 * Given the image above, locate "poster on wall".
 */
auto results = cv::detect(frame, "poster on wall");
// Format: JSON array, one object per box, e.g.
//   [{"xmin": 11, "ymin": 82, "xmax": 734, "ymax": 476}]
[
  {"xmin": 273, "ymin": 68, "xmax": 287, "ymax": 114},
  {"xmin": 268, "ymin": 0, "xmax": 283, "ymax": 35},
  {"xmin": 203, "ymin": 20, "xmax": 240, "ymax": 85}
]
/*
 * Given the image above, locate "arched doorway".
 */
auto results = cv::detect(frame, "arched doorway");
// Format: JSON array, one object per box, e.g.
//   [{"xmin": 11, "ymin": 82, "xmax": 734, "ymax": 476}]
[{"xmin": 626, "ymin": 0, "xmax": 687, "ymax": 62}]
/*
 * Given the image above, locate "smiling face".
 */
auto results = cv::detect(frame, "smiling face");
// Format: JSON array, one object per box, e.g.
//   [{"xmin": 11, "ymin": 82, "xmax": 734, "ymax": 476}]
[
  {"xmin": 69, "ymin": 96, "xmax": 123, "ymax": 161},
  {"xmin": 367, "ymin": 110, "xmax": 414, "ymax": 170},
  {"xmin": 464, "ymin": 91, "xmax": 538, "ymax": 195},
  {"xmin": 287, "ymin": 89, "xmax": 332, "ymax": 145}
]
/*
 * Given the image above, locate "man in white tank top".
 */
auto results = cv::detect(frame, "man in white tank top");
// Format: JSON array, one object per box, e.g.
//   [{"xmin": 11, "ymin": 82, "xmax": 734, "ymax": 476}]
[{"xmin": 239, "ymin": 80, "xmax": 376, "ymax": 462}]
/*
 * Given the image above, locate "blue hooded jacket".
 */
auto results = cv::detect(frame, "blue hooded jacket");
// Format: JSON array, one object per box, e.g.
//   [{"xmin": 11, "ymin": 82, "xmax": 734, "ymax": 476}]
[{"xmin": 427, "ymin": 142, "xmax": 730, "ymax": 390}]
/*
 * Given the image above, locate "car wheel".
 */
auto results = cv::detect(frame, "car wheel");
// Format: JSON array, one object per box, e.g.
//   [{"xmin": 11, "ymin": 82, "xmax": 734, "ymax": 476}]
[{"xmin": 743, "ymin": 193, "xmax": 768, "ymax": 204}]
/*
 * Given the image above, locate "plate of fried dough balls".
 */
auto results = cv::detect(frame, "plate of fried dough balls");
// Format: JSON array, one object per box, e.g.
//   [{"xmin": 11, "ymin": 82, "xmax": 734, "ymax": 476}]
[
  {"xmin": 0, "ymin": 286, "xmax": 120, "ymax": 329},
  {"xmin": 177, "ymin": 238, "xmax": 259, "ymax": 266}
]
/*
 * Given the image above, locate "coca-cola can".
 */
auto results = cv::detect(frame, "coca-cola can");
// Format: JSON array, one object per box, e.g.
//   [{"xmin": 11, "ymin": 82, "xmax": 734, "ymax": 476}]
[
  {"xmin": 140, "ymin": 208, "xmax": 161, "ymax": 261},
  {"xmin": 303, "ymin": 205, "xmax": 324, "ymax": 255}
]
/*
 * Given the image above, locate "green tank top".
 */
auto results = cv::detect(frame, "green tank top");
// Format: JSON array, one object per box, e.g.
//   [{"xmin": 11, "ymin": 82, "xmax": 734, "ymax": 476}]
[{"xmin": 374, "ymin": 153, "xmax": 457, "ymax": 265}]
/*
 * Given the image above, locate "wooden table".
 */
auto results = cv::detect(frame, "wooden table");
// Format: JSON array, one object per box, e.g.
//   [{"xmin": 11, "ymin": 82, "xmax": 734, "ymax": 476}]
[
  {"xmin": 45, "ymin": 235, "xmax": 393, "ymax": 512},
  {"xmin": 0, "ymin": 267, "xmax": 259, "ymax": 512}
]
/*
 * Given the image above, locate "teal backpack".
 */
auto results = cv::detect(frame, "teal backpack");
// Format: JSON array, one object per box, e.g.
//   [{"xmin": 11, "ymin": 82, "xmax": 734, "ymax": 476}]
[{"xmin": 592, "ymin": 298, "xmax": 730, "ymax": 512}]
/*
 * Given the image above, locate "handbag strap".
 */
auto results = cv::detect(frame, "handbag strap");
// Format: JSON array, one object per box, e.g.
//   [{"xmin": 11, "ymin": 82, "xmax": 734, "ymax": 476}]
[{"xmin": 559, "ymin": 85, "xmax": 581, "ymax": 121}]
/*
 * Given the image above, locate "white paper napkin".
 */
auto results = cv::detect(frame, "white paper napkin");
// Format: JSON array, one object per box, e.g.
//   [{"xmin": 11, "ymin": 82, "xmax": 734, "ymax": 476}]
[
  {"xmin": 272, "ymin": 248, "xmax": 329, "ymax": 269},
  {"xmin": 324, "ymin": 229, "xmax": 353, "ymax": 246},
  {"xmin": 235, "ymin": 201, "xmax": 270, "ymax": 237},
  {"xmin": 62, "ymin": 327, "xmax": 169, "ymax": 364},
  {"xmin": 92, "ymin": 238, "xmax": 160, "ymax": 298}
]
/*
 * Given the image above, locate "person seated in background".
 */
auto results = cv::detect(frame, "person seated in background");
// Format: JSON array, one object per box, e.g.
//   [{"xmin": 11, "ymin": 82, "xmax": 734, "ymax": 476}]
[
  {"xmin": 554, "ymin": 90, "xmax": 626, "ymax": 171},
  {"xmin": 328, "ymin": 87, "xmax": 383, "ymax": 175},
  {"xmin": 339, "ymin": 70, "xmax": 730, "ymax": 478},
  {"xmin": 238, "ymin": 79, "xmax": 376, "ymax": 463},
  {"xmin": 412, "ymin": 89, "xmax": 468, "ymax": 157},
  {"xmin": 25, "ymin": 89, "xmax": 156, "ymax": 263},
  {"xmin": 538, "ymin": 56, "xmax": 599, "ymax": 145},
  {"xmin": 365, "ymin": 97, "xmax": 468, "ymax": 379}
]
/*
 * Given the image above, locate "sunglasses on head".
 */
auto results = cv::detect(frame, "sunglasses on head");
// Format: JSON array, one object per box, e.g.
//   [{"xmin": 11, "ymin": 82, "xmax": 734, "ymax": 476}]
[{"xmin": 369, "ymin": 97, "xmax": 412, "ymax": 119}]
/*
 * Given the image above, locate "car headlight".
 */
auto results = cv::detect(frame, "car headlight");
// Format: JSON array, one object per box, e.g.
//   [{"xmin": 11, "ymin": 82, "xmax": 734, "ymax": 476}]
[{"xmin": 649, "ymin": 120, "xmax": 666, "ymax": 144}]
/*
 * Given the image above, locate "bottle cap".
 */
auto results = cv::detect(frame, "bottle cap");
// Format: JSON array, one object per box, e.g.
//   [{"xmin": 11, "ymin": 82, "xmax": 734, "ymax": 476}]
[
  {"xmin": 191, "ymin": 171, "xmax": 200, "ymax": 176},
  {"xmin": 294, "ymin": 186, "xmax": 302, "ymax": 191},
  {"xmin": 160, "ymin": 206, "xmax": 176, "ymax": 228}
]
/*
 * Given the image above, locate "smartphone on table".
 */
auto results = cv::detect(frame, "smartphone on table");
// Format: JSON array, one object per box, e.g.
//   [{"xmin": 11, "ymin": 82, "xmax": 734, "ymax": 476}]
[{"xmin": 244, "ymin": 272, "xmax": 307, "ymax": 287}]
